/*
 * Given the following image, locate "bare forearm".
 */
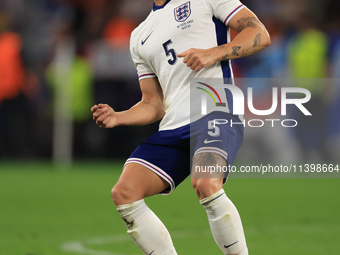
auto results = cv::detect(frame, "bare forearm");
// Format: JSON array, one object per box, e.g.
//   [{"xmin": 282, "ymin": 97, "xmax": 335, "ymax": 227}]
[
  {"xmin": 116, "ymin": 100, "xmax": 165, "ymax": 126},
  {"xmin": 177, "ymin": 8, "xmax": 271, "ymax": 72},
  {"xmin": 91, "ymin": 78, "xmax": 164, "ymax": 128},
  {"xmin": 215, "ymin": 18, "xmax": 271, "ymax": 61}
]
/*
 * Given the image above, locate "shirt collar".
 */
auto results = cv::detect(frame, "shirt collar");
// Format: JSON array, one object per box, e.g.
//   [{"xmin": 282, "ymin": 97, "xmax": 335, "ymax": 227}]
[{"xmin": 153, "ymin": 0, "xmax": 171, "ymax": 11}]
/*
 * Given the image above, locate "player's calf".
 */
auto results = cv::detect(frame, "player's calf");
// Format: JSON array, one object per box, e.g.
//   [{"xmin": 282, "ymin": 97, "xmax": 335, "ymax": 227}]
[
  {"xmin": 111, "ymin": 163, "xmax": 177, "ymax": 254},
  {"xmin": 199, "ymin": 189, "xmax": 248, "ymax": 255},
  {"xmin": 116, "ymin": 199, "xmax": 178, "ymax": 255},
  {"xmin": 192, "ymin": 152, "xmax": 248, "ymax": 255}
]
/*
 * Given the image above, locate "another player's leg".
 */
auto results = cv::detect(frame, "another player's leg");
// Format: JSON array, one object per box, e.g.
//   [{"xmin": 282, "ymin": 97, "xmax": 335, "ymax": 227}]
[
  {"xmin": 112, "ymin": 163, "xmax": 177, "ymax": 255},
  {"xmin": 191, "ymin": 152, "xmax": 248, "ymax": 255}
]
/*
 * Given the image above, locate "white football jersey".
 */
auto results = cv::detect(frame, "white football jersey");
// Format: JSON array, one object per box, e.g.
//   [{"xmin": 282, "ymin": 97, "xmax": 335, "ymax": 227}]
[{"xmin": 130, "ymin": 0, "xmax": 245, "ymax": 130}]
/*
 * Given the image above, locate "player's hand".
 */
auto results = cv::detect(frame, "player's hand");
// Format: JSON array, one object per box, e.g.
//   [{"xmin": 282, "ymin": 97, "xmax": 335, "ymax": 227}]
[
  {"xmin": 178, "ymin": 48, "xmax": 217, "ymax": 72},
  {"xmin": 91, "ymin": 103, "xmax": 118, "ymax": 128}
]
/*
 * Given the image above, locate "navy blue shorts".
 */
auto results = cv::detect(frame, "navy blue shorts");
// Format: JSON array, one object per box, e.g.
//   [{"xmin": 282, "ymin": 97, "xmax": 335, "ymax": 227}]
[{"xmin": 125, "ymin": 112, "xmax": 244, "ymax": 194}]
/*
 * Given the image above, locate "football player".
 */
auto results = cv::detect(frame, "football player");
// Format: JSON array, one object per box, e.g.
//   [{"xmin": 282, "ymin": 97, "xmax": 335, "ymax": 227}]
[{"xmin": 92, "ymin": 0, "xmax": 270, "ymax": 254}]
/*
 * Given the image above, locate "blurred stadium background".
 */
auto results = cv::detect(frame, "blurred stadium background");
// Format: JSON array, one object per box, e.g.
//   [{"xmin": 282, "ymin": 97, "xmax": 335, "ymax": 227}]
[
  {"xmin": 0, "ymin": 0, "xmax": 339, "ymax": 255},
  {"xmin": 0, "ymin": 0, "xmax": 340, "ymax": 162}
]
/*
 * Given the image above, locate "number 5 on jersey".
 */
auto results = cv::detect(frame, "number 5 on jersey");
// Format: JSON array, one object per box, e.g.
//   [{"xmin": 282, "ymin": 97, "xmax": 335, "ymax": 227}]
[
  {"xmin": 208, "ymin": 120, "xmax": 220, "ymax": 137},
  {"xmin": 162, "ymin": 39, "xmax": 177, "ymax": 65}
]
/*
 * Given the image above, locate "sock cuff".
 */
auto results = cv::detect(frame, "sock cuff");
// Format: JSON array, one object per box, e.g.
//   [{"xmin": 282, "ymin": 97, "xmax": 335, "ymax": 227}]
[
  {"xmin": 199, "ymin": 189, "xmax": 225, "ymax": 206},
  {"xmin": 116, "ymin": 198, "xmax": 145, "ymax": 213}
]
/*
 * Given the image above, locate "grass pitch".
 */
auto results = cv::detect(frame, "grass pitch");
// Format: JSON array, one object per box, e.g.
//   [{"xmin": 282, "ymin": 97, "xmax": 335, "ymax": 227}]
[{"xmin": 0, "ymin": 161, "xmax": 339, "ymax": 255}]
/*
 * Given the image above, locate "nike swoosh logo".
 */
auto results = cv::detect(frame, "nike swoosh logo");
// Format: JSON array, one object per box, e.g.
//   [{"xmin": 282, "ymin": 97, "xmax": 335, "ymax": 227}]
[
  {"xmin": 149, "ymin": 250, "xmax": 155, "ymax": 255},
  {"xmin": 141, "ymin": 31, "xmax": 153, "ymax": 45},
  {"xmin": 224, "ymin": 240, "xmax": 239, "ymax": 249},
  {"xmin": 204, "ymin": 139, "xmax": 223, "ymax": 144}
]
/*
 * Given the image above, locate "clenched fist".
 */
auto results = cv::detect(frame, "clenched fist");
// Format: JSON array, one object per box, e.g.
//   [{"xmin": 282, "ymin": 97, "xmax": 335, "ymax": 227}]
[{"xmin": 91, "ymin": 103, "xmax": 118, "ymax": 128}]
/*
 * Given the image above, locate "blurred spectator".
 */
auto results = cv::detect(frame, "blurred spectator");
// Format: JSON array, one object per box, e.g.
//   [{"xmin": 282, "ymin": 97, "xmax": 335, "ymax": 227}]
[
  {"xmin": 0, "ymin": 27, "xmax": 25, "ymax": 104},
  {"xmin": 47, "ymin": 27, "xmax": 93, "ymax": 124},
  {"xmin": 288, "ymin": 16, "xmax": 329, "ymax": 79},
  {"xmin": 47, "ymin": 46, "xmax": 95, "ymax": 159},
  {"xmin": 0, "ymin": 11, "xmax": 41, "ymax": 158},
  {"xmin": 103, "ymin": 17, "xmax": 136, "ymax": 51},
  {"xmin": 287, "ymin": 14, "xmax": 330, "ymax": 162}
]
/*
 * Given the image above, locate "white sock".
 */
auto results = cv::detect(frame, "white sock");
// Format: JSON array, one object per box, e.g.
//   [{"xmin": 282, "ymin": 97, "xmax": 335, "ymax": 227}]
[
  {"xmin": 116, "ymin": 199, "xmax": 177, "ymax": 255},
  {"xmin": 200, "ymin": 189, "xmax": 248, "ymax": 255}
]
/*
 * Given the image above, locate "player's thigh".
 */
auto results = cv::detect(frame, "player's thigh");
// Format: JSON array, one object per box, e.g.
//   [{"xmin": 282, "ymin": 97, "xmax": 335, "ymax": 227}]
[{"xmin": 112, "ymin": 163, "xmax": 170, "ymax": 206}]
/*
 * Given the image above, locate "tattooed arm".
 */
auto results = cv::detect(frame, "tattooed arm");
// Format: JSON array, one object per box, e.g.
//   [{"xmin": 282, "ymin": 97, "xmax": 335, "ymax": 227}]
[
  {"xmin": 220, "ymin": 8, "xmax": 271, "ymax": 60},
  {"xmin": 178, "ymin": 8, "xmax": 271, "ymax": 72}
]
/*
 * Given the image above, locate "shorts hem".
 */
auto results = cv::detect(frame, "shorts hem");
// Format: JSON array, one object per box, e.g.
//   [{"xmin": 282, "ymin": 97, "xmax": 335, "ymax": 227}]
[
  {"xmin": 124, "ymin": 158, "xmax": 175, "ymax": 195},
  {"xmin": 193, "ymin": 147, "xmax": 229, "ymax": 162}
]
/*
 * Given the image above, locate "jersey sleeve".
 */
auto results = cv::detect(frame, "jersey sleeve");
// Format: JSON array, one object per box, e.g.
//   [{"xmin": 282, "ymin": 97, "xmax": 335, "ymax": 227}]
[
  {"xmin": 203, "ymin": 0, "xmax": 245, "ymax": 26},
  {"xmin": 130, "ymin": 34, "xmax": 156, "ymax": 81}
]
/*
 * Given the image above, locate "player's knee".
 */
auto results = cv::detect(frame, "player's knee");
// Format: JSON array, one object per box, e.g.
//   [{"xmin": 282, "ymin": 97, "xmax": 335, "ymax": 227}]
[
  {"xmin": 191, "ymin": 178, "xmax": 223, "ymax": 200},
  {"xmin": 111, "ymin": 183, "xmax": 134, "ymax": 206},
  {"xmin": 191, "ymin": 178, "xmax": 212, "ymax": 196}
]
